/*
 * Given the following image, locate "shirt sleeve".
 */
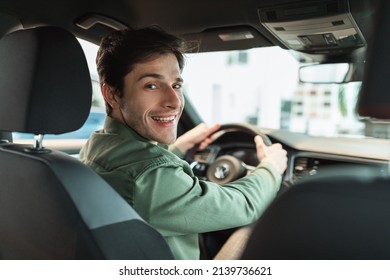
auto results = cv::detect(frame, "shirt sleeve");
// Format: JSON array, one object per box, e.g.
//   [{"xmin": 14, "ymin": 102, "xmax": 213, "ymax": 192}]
[{"xmin": 133, "ymin": 158, "xmax": 281, "ymax": 236}]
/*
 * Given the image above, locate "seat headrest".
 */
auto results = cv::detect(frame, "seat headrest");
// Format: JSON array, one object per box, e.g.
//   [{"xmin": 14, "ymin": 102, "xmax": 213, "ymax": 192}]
[{"xmin": 0, "ymin": 26, "xmax": 92, "ymax": 135}]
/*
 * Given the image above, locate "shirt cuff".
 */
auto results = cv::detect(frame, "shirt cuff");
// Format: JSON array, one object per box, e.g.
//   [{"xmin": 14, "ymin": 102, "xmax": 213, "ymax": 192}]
[{"xmin": 252, "ymin": 158, "xmax": 282, "ymax": 188}]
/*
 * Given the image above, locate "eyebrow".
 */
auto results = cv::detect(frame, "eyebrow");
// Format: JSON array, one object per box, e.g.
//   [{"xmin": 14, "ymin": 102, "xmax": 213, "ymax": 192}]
[{"xmin": 138, "ymin": 73, "xmax": 183, "ymax": 83}]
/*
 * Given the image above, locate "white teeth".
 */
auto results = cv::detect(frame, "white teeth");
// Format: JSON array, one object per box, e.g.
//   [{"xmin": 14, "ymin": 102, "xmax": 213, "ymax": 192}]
[{"xmin": 152, "ymin": 116, "xmax": 175, "ymax": 122}]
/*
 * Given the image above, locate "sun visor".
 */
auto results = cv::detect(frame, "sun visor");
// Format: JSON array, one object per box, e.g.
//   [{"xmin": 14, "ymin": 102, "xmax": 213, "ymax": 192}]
[
  {"xmin": 181, "ymin": 26, "xmax": 273, "ymax": 53},
  {"xmin": 258, "ymin": 0, "xmax": 365, "ymax": 54}
]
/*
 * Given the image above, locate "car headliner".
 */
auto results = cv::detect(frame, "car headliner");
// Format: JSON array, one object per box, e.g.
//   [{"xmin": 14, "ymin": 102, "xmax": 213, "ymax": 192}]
[
  {"xmin": 0, "ymin": 0, "xmax": 377, "ymax": 63},
  {"xmin": 0, "ymin": 0, "xmax": 385, "ymax": 123}
]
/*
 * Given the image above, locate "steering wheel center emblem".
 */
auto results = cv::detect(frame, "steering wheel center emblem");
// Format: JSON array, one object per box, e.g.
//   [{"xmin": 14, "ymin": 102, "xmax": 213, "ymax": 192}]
[{"xmin": 214, "ymin": 163, "xmax": 230, "ymax": 180}]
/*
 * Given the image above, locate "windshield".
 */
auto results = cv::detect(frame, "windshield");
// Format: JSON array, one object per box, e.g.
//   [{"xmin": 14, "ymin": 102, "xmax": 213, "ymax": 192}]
[
  {"xmin": 181, "ymin": 47, "xmax": 369, "ymax": 138},
  {"xmin": 13, "ymin": 42, "xmax": 387, "ymax": 141}
]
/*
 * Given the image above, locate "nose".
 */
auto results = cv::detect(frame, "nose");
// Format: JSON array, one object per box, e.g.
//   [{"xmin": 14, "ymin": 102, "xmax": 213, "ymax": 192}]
[{"xmin": 163, "ymin": 86, "xmax": 183, "ymax": 109}]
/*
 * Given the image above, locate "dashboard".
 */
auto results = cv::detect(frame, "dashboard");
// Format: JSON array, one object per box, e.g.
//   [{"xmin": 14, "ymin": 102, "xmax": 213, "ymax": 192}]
[
  {"xmin": 190, "ymin": 128, "xmax": 390, "ymax": 185},
  {"xmin": 288, "ymin": 152, "xmax": 388, "ymax": 184}
]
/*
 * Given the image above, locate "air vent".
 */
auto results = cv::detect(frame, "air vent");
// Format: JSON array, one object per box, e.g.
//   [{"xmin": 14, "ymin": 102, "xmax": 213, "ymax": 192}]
[{"xmin": 292, "ymin": 157, "xmax": 309, "ymax": 182}]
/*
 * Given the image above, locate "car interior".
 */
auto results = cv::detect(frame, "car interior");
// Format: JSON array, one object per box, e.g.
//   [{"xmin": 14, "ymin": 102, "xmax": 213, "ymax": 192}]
[{"xmin": 0, "ymin": 0, "xmax": 389, "ymax": 260}]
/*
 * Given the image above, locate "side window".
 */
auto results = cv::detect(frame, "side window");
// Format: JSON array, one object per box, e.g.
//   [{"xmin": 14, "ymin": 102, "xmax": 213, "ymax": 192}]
[{"xmin": 91, "ymin": 75, "xmax": 104, "ymax": 108}]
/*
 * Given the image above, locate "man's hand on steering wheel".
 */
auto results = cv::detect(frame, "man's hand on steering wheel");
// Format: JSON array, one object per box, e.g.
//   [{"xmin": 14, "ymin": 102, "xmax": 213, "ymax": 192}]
[
  {"xmin": 254, "ymin": 135, "xmax": 288, "ymax": 175},
  {"xmin": 174, "ymin": 123, "xmax": 221, "ymax": 154},
  {"xmin": 179, "ymin": 122, "xmax": 289, "ymax": 194}
]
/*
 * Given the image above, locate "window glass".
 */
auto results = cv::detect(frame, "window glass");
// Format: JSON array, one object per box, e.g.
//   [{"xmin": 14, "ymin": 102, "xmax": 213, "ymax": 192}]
[
  {"xmin": 182, "ymin": 47, "xmax": 369, "ymax": 138},
  {"xmin": 12, "ymin": 41, "xmax": 388, "ymax": 141}
]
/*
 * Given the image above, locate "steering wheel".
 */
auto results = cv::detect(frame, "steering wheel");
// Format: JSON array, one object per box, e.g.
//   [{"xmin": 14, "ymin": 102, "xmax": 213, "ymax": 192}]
[{"xmin": 185, "ymin": 123, "xmax": 273, "ymax": 184}]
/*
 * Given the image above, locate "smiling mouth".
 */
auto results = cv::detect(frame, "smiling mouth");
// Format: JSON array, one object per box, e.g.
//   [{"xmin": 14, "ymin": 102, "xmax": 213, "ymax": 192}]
[{"xmin": 151, "ymin": 115, "xmax": 176, "ymax": 122}]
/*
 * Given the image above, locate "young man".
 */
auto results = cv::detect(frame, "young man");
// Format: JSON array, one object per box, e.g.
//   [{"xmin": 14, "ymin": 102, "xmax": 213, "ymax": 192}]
[{"xmin": 79, "ymin": 26, "xmax": 287, "ymax": 260}]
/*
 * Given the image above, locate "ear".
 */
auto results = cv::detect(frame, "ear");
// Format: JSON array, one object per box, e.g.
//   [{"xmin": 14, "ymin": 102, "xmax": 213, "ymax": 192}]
[{"xmin": 102, "ymin": 84, "xmax": 121, "ymax": 109}]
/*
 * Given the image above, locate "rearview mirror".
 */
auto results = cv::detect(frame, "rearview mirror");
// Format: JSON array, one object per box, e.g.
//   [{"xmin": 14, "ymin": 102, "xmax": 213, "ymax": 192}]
[{"xmin": 299, "ymin": 63, "xmax": 363, "ymax": 84}]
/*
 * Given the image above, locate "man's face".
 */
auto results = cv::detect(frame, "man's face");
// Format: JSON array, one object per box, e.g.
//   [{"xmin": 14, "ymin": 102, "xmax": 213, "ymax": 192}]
[{"xmin": 118, "ymin": 53, "xmax": 184, "ymax": 144}]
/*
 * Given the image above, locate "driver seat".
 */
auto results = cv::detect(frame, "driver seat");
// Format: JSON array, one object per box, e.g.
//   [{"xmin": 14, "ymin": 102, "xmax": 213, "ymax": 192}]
[{"xmin": 0, "ymin": 26, "xmax": 173, "ymax": 259}]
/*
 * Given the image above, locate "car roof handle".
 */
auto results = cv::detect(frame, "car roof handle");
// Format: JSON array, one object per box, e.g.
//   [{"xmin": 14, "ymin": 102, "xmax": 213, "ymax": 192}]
[{"xmin": 75, "ymin": 14, "xmax": 128, "ymax": 31}]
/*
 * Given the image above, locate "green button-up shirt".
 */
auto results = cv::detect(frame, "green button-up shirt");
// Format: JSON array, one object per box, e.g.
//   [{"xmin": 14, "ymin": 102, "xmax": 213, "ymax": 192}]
[{"xmin": 79, "ymin": 117, "xmax": 281, "ymax": 259}]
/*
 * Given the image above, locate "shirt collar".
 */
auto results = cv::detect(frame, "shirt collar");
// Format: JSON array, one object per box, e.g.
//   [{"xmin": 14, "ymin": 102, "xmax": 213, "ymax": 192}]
[{"xmin": 103, "ymin": 116, "xmax": 168, "ymax": 149}]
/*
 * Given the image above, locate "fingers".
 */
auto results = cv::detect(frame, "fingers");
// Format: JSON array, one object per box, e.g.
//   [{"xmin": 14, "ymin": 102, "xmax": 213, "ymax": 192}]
[
  {"xmin": 254, "ymin": 135, "xmax": 266, "ymax": 159},
  {"xmin": 196, "ymin": 123, "xmax": 220, "ymax": 150},
  {"xmin": 207, "ymin": 123, "xmax": 221, "ymax": 135},
  {"xmin": 194, "ymin": 123, "xmax": 220, "ymax": 139},
  {"xmin": 254, "ymin": 135, "xmax": 288, "ymax": 174},
  {"xmin": 254, "ymin": 135, "xmax": 269, "ymax": 148},
  {"xmin": 175, "ymin": 123, "xmax": 221, "ymax": 153},
  {"xmin": 198, "ymin": 138, "xmax": 212, "ymax": 150},
  {"xmin": 197, "ymin": 123, "xmax": 220, "ymax": 138}
]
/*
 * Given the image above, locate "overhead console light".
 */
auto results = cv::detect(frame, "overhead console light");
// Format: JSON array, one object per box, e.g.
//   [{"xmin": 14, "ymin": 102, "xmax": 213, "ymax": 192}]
[
  {"xmin": 258, "ymin": 0, "xmax": 366, "ymax": 53},
  {"xmin": 218, "ymin": 31, "xmax": 255, "ymax": 42}
]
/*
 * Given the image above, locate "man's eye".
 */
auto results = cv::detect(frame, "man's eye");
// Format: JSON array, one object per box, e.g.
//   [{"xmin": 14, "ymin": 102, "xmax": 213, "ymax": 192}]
[
  {"xmin": 146, "ymin": 84, "xmax": 157, "ymax": 89},
  {"xmin": 173, "ymin": 84, "xmax": 182, "ymax": 89}
]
